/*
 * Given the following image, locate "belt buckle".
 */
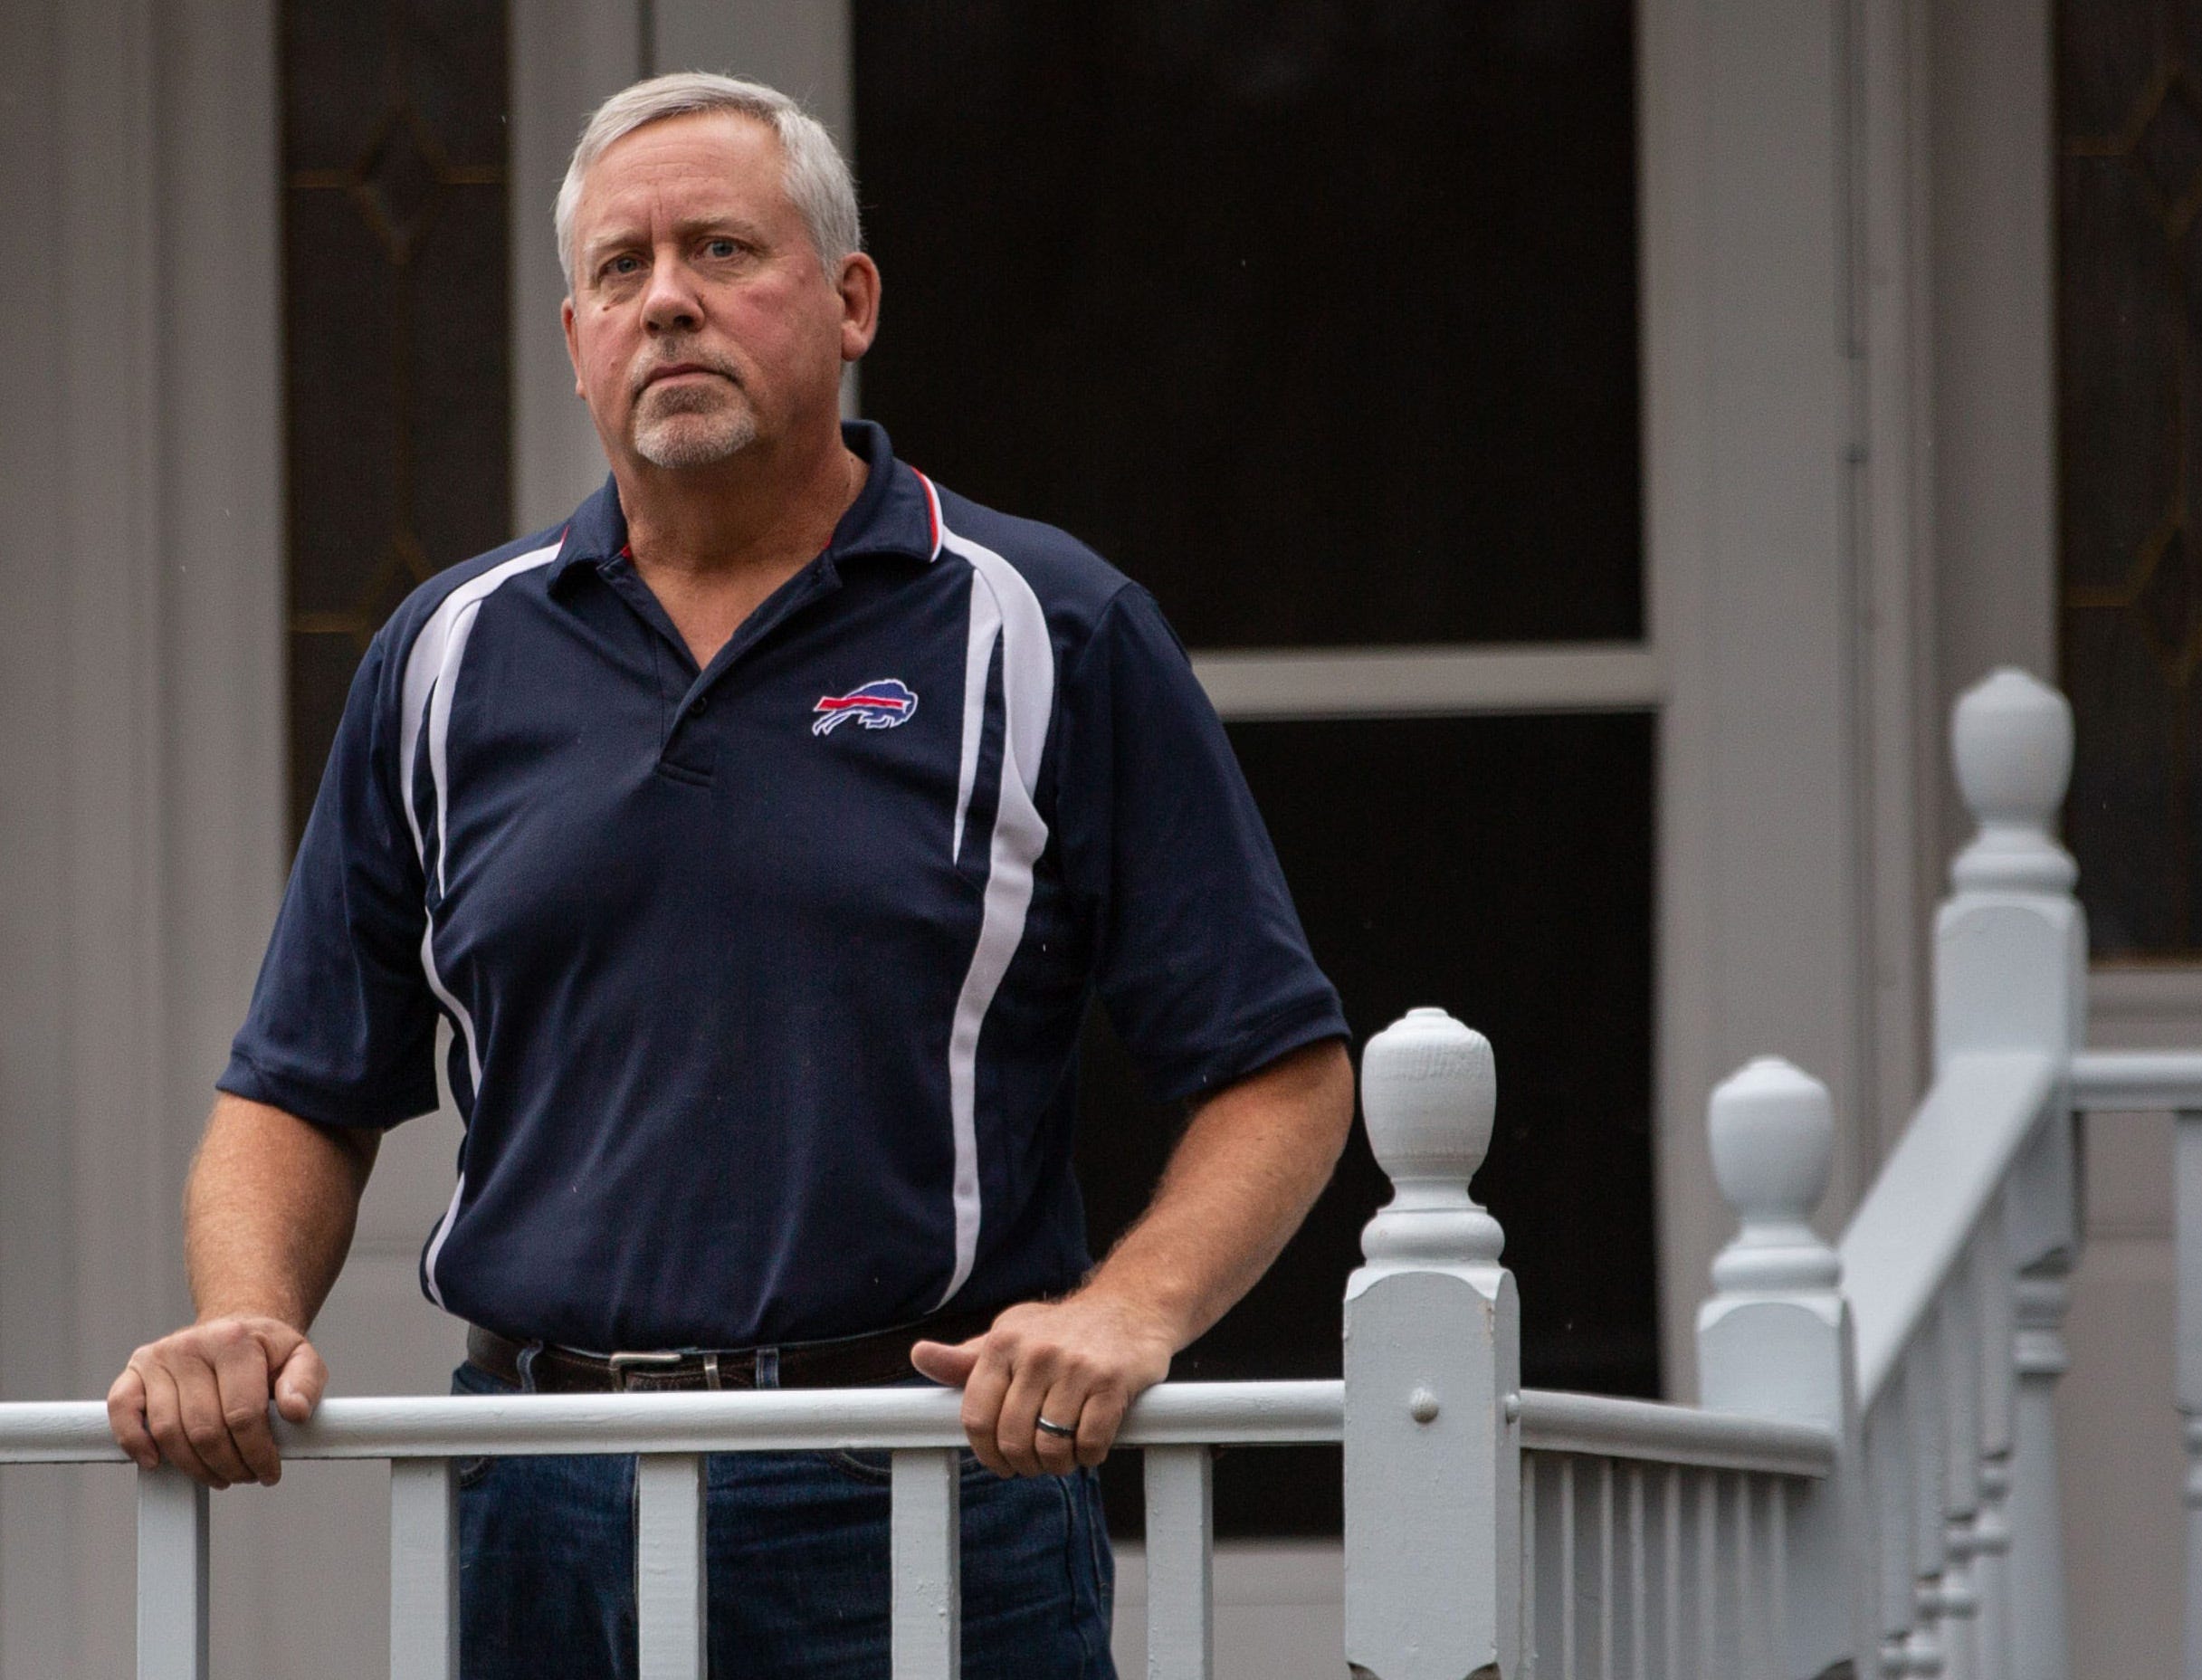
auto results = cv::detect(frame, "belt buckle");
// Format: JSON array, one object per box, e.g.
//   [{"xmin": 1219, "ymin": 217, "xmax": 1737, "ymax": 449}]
[{"xmin": 606, "ymin": 1350, "xmax": 685, "ymax": 1391}]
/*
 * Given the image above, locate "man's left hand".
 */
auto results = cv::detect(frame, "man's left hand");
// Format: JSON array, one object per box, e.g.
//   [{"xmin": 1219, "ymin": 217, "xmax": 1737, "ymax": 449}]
[{"xmin": 910, "ymin": 1293, "xmax": 1174, "ymax": 1477}]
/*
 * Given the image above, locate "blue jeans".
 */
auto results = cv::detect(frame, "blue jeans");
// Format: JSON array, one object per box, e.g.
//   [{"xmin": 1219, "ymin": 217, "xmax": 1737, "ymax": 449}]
[{"xmin": 451, "ymin": 1361, "xmax": 1117, "ymax": 1679}]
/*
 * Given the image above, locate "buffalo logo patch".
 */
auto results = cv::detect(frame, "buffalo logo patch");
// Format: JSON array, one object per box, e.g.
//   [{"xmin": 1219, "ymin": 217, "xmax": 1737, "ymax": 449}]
[{"xmin": 812, "ymin": 678, "xmax": 919, "ymax": 737}]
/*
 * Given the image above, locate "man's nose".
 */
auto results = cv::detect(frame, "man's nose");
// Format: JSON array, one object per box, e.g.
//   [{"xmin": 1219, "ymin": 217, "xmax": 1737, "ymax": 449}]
[{"xmin": 640, "ymin": 256, "xmax": 703, "ymax": 333}]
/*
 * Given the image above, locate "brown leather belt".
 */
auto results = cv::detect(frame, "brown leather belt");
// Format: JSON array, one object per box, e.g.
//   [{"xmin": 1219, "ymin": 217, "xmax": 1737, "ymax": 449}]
[{"xmin": 464, "ymin": 1304, "xmax": 1000, "ymax": 1394}]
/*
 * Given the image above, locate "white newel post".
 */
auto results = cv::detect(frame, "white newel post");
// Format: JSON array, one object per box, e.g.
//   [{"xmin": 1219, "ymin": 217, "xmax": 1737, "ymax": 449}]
[
  {"xmin": 1343, "ymin": 1008, "xmax": 1519, "ymax": 1680},
  {"xmin": 1696, "ymin": 1056, "xmax": 1870, "ymax": 1680},
  {"xmin": 1940, "ymin": 670, "xmax": 2083, "ymax": 1680}
]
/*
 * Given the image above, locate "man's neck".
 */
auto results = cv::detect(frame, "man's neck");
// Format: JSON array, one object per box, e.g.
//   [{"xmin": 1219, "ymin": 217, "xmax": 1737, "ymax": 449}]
[{"xmin": 616, "ymin": 425, "xmax": 864, "ymax": 584}]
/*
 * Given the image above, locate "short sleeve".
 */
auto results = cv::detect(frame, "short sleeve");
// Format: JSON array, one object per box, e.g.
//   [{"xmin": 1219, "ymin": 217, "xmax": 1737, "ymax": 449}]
[
  {"xmin": 1053, "ymin": 585, "xmax": 1349, "ymax": 1103},
  {"xmin": 218, "ymin": 631, "xmax": 442, "ymax": 1127}
]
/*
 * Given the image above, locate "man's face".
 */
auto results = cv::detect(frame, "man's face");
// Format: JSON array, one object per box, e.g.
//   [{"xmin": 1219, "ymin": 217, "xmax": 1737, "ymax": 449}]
[{"xmin": 561, "ymin": 111, "xmax": 876, "ymax": 475}]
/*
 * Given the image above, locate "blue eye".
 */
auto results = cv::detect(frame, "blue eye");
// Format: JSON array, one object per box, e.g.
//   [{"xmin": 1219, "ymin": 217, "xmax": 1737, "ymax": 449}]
[{"xmin": 704, "ymin": 238, "xmax": 740, "ymax": 259}]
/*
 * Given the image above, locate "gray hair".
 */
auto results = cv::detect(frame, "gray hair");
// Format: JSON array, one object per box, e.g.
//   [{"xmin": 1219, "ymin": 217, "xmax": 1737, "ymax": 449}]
[{"xmin": 554, "ymin": 72, "xmax": 862, "ymax": 293}]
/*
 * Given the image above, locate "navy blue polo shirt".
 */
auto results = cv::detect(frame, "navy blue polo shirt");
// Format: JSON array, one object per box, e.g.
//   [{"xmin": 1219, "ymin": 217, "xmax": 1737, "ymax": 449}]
[{"xmin": 222, "ymin": 421, "xmax": 1347, "ymax": 1351}]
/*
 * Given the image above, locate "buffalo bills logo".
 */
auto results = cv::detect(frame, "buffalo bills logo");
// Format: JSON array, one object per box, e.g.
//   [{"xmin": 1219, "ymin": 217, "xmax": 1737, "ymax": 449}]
[{"xmin": 812, "ymin": 678, "xmax": 919, "ymax": 737}]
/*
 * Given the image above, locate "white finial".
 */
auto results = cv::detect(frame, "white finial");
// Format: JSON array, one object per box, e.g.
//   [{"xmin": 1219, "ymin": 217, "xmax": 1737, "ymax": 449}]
[
  {"xmin": 1950, "ymin": 668, "xmax": 2076, "ymax": 894},
  {"xmin": 1358, "ymin": 1007, "xmax": 1502, "ymax": 1268},
  {"xmin": 1707, "ymin": 1056, "xmax": 1840, "ymax": 1293}
]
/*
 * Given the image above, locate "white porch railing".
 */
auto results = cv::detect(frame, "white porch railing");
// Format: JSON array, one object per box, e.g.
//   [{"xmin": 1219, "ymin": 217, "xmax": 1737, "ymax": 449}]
[
  {"xmin": 0, "ymin": 1002, "xmax": 1835, "ymax": 1680},
  {"xmin": 5, "ymin": 665, "xmax": 2192, "ymax": 1680}
]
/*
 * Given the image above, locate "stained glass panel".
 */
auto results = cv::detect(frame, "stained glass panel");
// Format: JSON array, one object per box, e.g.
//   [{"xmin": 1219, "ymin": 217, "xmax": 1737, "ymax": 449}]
[{"xmin": 283, "ymin": 0, "xmax": 510, "ymax": 839}]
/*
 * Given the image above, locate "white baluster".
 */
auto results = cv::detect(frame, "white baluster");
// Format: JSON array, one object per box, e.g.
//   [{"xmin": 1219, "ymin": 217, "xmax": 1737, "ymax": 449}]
[
  {"xmin": 137, "ymin": 1467, "xmax": 208, "ymax": 1680},
  {"xmin": 1560, "ymin": 1456, "xmax": 1578, "ymax": 1678},
  {"xmin": 1143, "ymin": 1446, "xmax": 1214, "ymax": 1680},
  {"xmin": 635, "ymin": 1454, "xmax": 705, "ymax": 1680},
  {"xmin": 1696, "ymin": 1056, "xmax": 1871, "ymax": 1679},
  {"xmin": 1522, "ymin": 1454, "xmax": 1540, "ymax": 1678},
  {"xmin": 1664, "ymin": 1465, "xmax": 1683, "ymax": 1680},
  {"xmin": 1903, "ymin": 1316, "xmax": 1947, "ymax": 1679},
  {"xmin": 1868, "ymin": 1382, "xmax": 1918, "ymax": 1675},
  {"xmin": 2175, "ymin": 1108, "xmax": 2202, "ymax": 1680},
  {"xmin": 1628, "ymin": 1465, "xmax": 1647, "ymax": 1680},
  {"xmin": 1969, "ymin": 1460, "xmax": 2013, "ymax": 1680},
  {"xmin": 1940, "ymin": 669, "xmax": 2083, "ymax": 1680},
  {"xmin": 389, "ymin": 1458, "xmax": 457, "ymax": 1680},
  {"xmin": 1968, "ymin": 1197, "xmax": 2016, "ymax": 1680},
  {"xmin": 2007, "ymin": 1272, "xmax": 2072, "ymax": 1680},
  {"xmin": 891, "ymin": 1448, "xmax": 960, "ymax": 1680},
  {"xmin": 1695, "ymin": 1473, "xmax": 1719, "ymax": 1680},
  {"xmin": 1342, "ymin": 1007, "xmax": 1519, "ymax": 1680},
  {"xmin": 1937, "ymin": 1249, "xmax": 1984, "ymax": 1680}
]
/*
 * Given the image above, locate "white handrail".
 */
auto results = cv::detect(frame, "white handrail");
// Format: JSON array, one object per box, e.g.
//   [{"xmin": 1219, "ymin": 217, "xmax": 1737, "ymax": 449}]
[
  {"xmin": 0, "ymin": 1377, "xmax": 1832, "ymax": 1479},
  {"xmin": 1516, "ymin": 1390, "xmax": 1835, "ymax": 1478},
  {"xmin": 1838, "ymin": 1048, "xmax": 2060, "ymax": 1407},
  {"xmin": 2070, "ymin": 1049, "xmax": 2202, "ymax": 1111},
  {"xmin": 0, "ymin": 1379, "xmax": 1347, "ymax": 1465}
]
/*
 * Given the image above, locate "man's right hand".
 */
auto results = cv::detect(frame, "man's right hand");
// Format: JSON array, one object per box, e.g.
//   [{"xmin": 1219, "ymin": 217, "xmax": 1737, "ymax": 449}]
[{"xmin": 106, "ymin": 1317, "xmax": 328, "ymax": 1488}]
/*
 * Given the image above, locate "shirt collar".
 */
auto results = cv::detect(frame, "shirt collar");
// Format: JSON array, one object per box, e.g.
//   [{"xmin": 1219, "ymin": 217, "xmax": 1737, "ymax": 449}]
[{"xmin": 548, "ymin": 419, "xmax": 941, "ymax": 587}]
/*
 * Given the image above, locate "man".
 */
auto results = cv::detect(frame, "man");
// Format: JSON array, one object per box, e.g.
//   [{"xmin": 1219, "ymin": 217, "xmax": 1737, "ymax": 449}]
[{"xmin": 109, "ymin": 72, "xmax": 1351, "ymax": 1676}]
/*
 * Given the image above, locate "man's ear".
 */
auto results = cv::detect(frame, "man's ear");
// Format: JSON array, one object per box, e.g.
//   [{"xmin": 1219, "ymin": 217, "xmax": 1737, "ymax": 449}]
[
  {"xmin": 837, "ymin": 253, "xmax": 882, "ymax": 362},
  {"xmin": 561, "ymin": 295, "xmax": 585, "ymax": 397}
]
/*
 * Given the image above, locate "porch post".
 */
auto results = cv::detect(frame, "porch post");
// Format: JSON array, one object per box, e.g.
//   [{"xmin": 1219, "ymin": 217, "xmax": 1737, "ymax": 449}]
[{"xmin": 1937, "ymin": 669, "xmax": 2083, "ymax": 1680}]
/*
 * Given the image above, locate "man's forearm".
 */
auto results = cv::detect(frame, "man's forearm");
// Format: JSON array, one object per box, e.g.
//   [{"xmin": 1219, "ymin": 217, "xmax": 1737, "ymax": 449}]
[
  {"xmin": 185, "ymin": 1093, "xmax": 379, "ymax": 1330},
  {"xmin": 1078, "ymin": 1037, "xmax": 1355, "ymax": 1348}
]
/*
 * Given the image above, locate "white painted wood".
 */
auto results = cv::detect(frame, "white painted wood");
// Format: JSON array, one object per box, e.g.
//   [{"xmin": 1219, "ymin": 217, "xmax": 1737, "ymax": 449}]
[
  {"xmin": 889, "ymin": 1448, "xmax": 958, "ymax": 1680},
  {"xmin": 1903, "ymin": 1313, "xmax": 1949, "ymax": 1678},
  {"xmin": 1971, "ymin": 1456, "xmax": 2012, "ymax": 1680},
  {"xmin": 1142, "ymin": 1446, "xmax": 1213, "ymax": 1680},
  {"xmin": 1189, "ymin": 644, "xmax": 1665, "ymax": 721},
  {"xmin": 1515, "ymin": 1394, "xmax": 1834, "ymax": 1479},
  {"xmin": 1628, "ymin": 1465, "xmax": 1647, "ymax": 1680},
  {"xmin": 1696, "ymin": 1058, "xmax": 1871, "ymax": 1676},
  {"xmin": 1926, "ymin": 0, "xmax": 2057, "ymax": 779},
  {"xmin": 1855, "ymin": 0, "xmax": 1945, "ymax": 1172},
  {"xmin": 1597, "ymin": 1456, "xmax": 1614, "ymax": 1679},
  {"xmin": 1934, "ymin": 671, "xmax": 2082, "ymax": 1680},
  {"xmin": 2071, "ymin": 1052, "xmax": 2202, "ymax": 1112},
  {"xmin": 1521, "ymin": 1456, "xmax": 1539, "ymax": 1679},
  {"xmin": 1731, "ymin": 1475, "xmax": 1751, "ymax": 1679},
  {"xmin": 1342, "ymin": 1009, "xmax": 1518, "ymax": 1680},
  {"xmin": 387, "ymin": 1460, "xmax": 455, "ymax": 1680},
  {"xmin": 634, "ymin": 1455, "xmax": 705, "ymax": 1680},
  {"xmin": 0, "ymin": 3, "xmax": 285, "ymax": 1675},
  {"xmin": 2007, "ymin": 1271, "xmax": 2072, "ymax": 1680},
  {"xmin": 2178, "ymin": 1112, "xmax": 2202, "ymax": 1680},
  {"xmin": 1837, "ymin": 1050, "xmax": 2057, "ymax": 1406},
  {"xmin": 1693, "ymin": 1473, "xmax": 1716, "ymax": 1680},
  {"xmin": 0, "ymin": 1383, "xmax": 1345, "ymax": 1465},
  {"xmin": 136, "ymin": 1469, "xmax": 207, "ymax": 1680},
  {"xmin": 1559, "ymin": 1456, "xmax": 1577, "ymax": 1680},
  {"xmin": 1769, "ymin": 1480, "xmax": 1789, "ymax": 1680},
  {"xmin": 1638, "ymin": 0, "xmax": 1876, "ymax": 1411},
  {"xmin": 1968, "ymin": 1199, "xmax": 2016, "ymax": 1680},
  {"xmin": 1868, "ymin": 1388, "xmax": 1917, "ymax": 1651},
  {"xmin": 1663, "ymin": 1465, "xmax": 1682, "ymax": 1680},
  {"xmin": 2073, "ymin": 982, "xmax": 2195, "ymax": 1677},
  {"xmin": 1938, "ymin": 1266, "xmax": 1983, "ymax": 1680}
]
